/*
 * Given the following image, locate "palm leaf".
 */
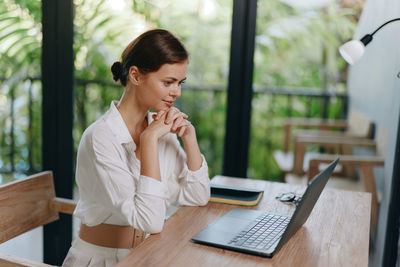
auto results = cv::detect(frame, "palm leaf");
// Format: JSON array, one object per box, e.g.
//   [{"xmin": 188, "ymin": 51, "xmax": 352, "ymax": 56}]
[
  {"xmin": 0, "ymin": 28, "xmax": 29, "ymax": 43},
  {"xmin": 4, "ymin": 35, "xmax": 37, "ymax": 57}
]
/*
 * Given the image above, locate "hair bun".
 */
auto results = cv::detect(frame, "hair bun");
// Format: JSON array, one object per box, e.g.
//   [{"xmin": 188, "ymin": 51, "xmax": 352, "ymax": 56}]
[{"xmin": 111, "ymin": 61, "xmax": 123, "ymax": 82}]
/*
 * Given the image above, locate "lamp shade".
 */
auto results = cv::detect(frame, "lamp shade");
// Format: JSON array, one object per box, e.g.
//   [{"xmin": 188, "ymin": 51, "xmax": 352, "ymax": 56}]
[{"xmin": 339, "ymin": 40, "xmax": 365, "ymax": 65}]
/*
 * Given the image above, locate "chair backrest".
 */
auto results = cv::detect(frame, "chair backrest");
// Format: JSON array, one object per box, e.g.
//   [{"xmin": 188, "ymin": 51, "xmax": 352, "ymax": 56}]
[
  {"xmin": 0, "ymin": 171, "xmax": 59, "ymax": 244},
  {"xmin": 347, "ymin": 109, "xmax": 374, "ymax": 138}
]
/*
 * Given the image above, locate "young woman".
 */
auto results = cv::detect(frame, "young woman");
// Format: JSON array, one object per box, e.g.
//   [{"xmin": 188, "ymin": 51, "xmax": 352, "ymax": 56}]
[{"xmin": 62, "ymin": 29, "xmax": 210, "ymax": 266}]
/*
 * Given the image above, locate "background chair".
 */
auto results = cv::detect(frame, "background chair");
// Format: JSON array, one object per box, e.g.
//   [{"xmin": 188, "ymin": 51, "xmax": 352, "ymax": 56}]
[
  {"xmin": 282, "ymin": 109, "xmax": 374, "ymax": 152},
  {"xmin": 274, "ymin": 109, "xmax": 374, "ymax": 176}
]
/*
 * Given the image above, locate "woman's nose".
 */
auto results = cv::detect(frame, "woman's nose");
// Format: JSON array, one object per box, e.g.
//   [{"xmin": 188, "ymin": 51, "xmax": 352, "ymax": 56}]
[{"xmin": 170, "ymin": 85, "xmax": 181, "ymax": 97}]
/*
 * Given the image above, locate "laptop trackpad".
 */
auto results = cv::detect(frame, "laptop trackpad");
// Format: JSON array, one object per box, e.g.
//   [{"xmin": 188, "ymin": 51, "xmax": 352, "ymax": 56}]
[
  {"xmin": 192, "ymin": 210, "xmax": 255, "ymax": 244},
  {"xmin": 213, "ymin": 215, "xmax": 252, "ymax": 233}
]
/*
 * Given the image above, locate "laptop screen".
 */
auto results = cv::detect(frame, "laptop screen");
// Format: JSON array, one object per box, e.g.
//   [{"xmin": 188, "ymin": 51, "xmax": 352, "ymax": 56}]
[{"xmin": 275, "ymin": 158, "xmax": 339, "ymax": 251}]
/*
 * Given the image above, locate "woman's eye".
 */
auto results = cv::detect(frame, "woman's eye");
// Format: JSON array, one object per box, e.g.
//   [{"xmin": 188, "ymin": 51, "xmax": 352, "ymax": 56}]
[{"xmin": 164, "ymin": 81, "xmax": 172, "ymax": 86}]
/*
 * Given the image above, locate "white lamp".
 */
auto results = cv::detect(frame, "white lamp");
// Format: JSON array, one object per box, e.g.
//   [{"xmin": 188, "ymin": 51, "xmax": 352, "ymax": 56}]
[{"xmin": 339, "ymin": 18, "xmax": 400, "ymax": 65}]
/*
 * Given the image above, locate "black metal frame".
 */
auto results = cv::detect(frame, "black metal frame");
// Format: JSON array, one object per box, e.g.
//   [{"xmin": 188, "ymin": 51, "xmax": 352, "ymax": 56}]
[
  {"xmin": 223, "ymin": 0, "xmax": 257, "ymax": 178},
  {"xmin": 42, "ymin": 0, "xmax": 74, "ymax": 264}
]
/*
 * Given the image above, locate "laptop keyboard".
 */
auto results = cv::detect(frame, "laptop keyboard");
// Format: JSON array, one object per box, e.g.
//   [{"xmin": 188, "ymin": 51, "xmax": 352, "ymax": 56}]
[{"xmin": 228, "ymin": 213, "xmax": 291, "ymax": 251}]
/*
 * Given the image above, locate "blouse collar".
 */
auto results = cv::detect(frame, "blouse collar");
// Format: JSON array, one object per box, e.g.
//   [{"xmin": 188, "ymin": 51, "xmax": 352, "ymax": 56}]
[{"xmin": 104, "ymin": 100, "xmax": 152, "ymax": 145}]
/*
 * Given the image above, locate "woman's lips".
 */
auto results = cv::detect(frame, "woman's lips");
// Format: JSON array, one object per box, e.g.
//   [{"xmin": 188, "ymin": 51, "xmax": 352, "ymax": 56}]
[{"xmin": 163, "ymin": 100, "xmax": 174, "ymax": 107}]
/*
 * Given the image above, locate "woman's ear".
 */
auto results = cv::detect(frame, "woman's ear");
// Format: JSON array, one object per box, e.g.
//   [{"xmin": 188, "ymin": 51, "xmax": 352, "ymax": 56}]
[{"xmin": 128, "ymin": 66, "xmax": 140, "ymax": 85}]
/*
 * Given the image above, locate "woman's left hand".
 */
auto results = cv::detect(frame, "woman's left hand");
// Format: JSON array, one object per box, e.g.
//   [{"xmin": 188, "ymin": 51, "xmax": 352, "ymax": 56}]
[
  {"xmin": 172, "ymin": 118, "xmax": 195, "ymax": 138},
  {"xmin": 154, "ymin": 108, "xmax": 202, "ymax": 172}
]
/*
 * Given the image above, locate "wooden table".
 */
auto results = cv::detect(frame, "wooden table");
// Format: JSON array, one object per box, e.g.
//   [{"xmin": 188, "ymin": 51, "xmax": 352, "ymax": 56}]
[{"xmin": 116, "ymin": 176, "xmax": 371, "ymax": 267}]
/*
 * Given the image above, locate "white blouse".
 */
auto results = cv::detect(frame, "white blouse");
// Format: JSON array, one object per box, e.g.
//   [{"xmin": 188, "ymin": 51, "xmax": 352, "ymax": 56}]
[{"xmin": 73, "ymin": 101, "xmax": 210, "ymax": 234}]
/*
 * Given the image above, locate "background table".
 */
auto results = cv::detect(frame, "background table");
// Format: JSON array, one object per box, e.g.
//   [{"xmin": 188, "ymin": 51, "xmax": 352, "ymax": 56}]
[{"xmin": 116, "ymin": 176, "xmax": 371, "ymax": 267}]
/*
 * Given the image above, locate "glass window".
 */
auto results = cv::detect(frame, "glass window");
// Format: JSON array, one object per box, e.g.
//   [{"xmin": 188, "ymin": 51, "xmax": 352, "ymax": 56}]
[
  {"xmin": 73, "ymin": 0, "xmax": 233, "ymax": 176},
  {"xmin": 0, "ymin": 1, "xmax": 42, "ymax": 183},
  {"xmin": 248, "ymin": 0, "xmax": 359, "ymax": 179}
]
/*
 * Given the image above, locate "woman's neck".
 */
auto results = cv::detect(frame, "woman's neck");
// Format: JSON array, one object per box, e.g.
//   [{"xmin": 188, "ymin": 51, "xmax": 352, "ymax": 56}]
[{"xmin": 117, "ymin": 86, "xmax": 148, "ymax": 143}]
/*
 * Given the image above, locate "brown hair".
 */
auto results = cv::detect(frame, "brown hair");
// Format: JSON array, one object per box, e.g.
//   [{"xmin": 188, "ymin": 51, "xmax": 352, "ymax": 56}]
[{"xmin": 111, "ymin": 29, "xmax": 188, "ymax": 86}]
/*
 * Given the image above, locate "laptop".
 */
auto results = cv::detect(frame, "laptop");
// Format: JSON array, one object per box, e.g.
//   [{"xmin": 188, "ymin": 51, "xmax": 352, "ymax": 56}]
[{"xmin": 191, "ymin": 158, "xmax": 339, "ymax": 257}]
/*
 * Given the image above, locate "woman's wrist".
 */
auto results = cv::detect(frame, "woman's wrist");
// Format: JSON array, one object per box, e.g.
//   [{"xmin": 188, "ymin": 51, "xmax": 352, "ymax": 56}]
[
  {"xmin": 140, "ymin": 131, "xmax": 161, "ymax": 181},
  {"xmin": 181, "ymin": 125, "xmax": 197, "ymax": 144},
  {"xmin": 140, "ymin": 131, "xmax": 158, "ymax": 143}
]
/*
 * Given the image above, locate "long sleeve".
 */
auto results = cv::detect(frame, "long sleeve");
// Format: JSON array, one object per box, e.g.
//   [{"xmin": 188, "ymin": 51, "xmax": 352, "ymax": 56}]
[
  {"xmin": 74, "ymin": 125, "xmax": 167, "ymax": 234},
  {"xmin": 165, "ymin": 134, "xmax": 210, "ymax": 207}
]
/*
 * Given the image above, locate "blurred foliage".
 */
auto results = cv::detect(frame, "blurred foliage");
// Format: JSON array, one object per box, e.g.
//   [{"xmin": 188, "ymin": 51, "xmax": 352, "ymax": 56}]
[
  {"xmin": 0, "ymin": 0, "xmax": 41, "ymax": 176},
  {"xmin": 0, "ymin": 0, "xmax": 360, "ymax": 181},
  {"xmin": 254, "ymin": 1, "xmax": 357, "ymax": 89},
  {"xmin": 249, "ymin": 0, "xmax": 358, "ymax": 180}
]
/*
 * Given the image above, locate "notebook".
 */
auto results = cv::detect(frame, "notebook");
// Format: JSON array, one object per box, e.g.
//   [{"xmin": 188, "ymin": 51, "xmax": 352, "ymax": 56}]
[
  {"xmin": 191, "ymin": 158, "xmax": 339, "ymax": 257},
  {"xmin": 209, "ymin": 184, "xmax": 264, "ymax": 206}
]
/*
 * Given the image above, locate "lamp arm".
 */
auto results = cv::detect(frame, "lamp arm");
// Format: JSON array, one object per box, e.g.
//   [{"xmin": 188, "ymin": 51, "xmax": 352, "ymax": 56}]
[
  {"xmin": 371, "ymin": 18, "xmax": 400, "ymax": 36},
  {"xmin": 359, "ymin": 18, "xmax": 400, "ymax": 46},
  {"xmin": 339, "ymin": 17, "xmax": 400, "ymax": 64}
]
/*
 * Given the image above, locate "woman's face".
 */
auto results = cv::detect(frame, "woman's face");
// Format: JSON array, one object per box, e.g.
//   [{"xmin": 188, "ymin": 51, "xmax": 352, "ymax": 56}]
[{"xmin": 135, "ymin": 61, "xmax": 188, "ymax": 112}]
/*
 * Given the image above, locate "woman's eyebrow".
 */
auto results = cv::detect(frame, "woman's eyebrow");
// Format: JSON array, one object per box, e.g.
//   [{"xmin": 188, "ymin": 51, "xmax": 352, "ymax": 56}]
[{"xmin": 165, "ymin": 77, "xmax": 187, "ymax": 82}]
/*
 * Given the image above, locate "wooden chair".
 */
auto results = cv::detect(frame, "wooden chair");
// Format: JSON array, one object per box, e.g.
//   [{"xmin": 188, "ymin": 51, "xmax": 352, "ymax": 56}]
[
  {"xmin": 0, "ymin": 171, "xmax": 146, "ymax": 266},
  {"xmin": 274, "ymin": 109, "xmax": 374, "ymax": 176},
  {"xmin": 292, "ymin": 134, "xmax": 375, "ymax": 175},
  {"xmin": 306, "ymin": 127, "xmax": 387, "ymax": 236},
  {"xmin": 282, "ymin": 109, "xmax": 374, "ymax": 152},
  {"xmin": 0, "ymin": 171, "xmax": 76, "ymax": 266}
]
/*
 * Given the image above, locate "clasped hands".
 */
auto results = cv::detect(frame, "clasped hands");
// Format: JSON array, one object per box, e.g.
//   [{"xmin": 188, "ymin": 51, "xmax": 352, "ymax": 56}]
[{"xmin": 147, "ymin": 107, "xmax": 195, "ymax": 140}]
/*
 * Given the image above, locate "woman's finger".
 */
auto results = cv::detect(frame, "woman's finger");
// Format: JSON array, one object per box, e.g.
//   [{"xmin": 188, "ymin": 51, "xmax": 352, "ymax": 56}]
[
  {"xmin": 165, "ymin": 108, "xmax": 178, "ymax": 124},
  {"xmin": 155, "ymin": 110, "xmax": 166, "ymax": 120},
  {"xmin": 171, "ymin": 119, "xmax": 188, "ymax": 134},
  {"xmin": 165, "ymin": 109, "xmax": 187, "ymax": 124},
  {"xmin": 178, "ymin": 125, "xmax": 186, "ymax": 137},
  {"xmin": 175, "ymin": 120, "xmax": 191, "ymax": 136},
  {"xmin": 172, "ymin": 116, "xmax": 184, "ymax": 131}
]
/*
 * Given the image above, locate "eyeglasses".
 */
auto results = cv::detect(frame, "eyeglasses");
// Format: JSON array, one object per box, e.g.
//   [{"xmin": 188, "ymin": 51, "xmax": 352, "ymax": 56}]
[{"xmin": 275, "ymin": 192, "xmax": 302, "ymax": 206}]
